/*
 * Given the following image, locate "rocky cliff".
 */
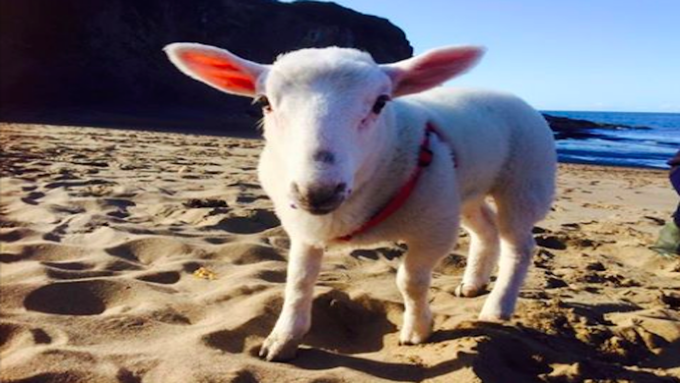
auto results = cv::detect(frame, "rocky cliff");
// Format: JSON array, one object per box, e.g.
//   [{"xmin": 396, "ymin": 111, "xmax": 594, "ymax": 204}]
[{"xmin": 0, "ymin": 0, "xmax": 413, "ymax": 134}]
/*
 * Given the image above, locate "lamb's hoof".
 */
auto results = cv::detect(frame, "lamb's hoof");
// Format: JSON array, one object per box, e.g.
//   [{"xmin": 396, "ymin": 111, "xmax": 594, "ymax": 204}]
[
  {"xmin": 259, "ymin": 334, "xmax": 301, "ymax": 362},
  {"xmin": 399, "ymin": 318, "xmax": 433, "ymax": 345},
  {"xmin": 398, "ymin": 331, "xmax": 431, "ymax": 346},
  {"xmin": 477, "ymin": 315, "xmax": 505, "ymax": 323},
  {"xmin": 454, "ymin": 283, "xmax": 487, "ymax": 298},
  {"xmin": 478, "ymin": 309, "xmax": 511, "ymax": 323}
]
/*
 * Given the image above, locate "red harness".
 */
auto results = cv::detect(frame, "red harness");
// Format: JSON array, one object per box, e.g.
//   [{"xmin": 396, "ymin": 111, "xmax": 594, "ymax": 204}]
[{"xmin": 337, "ymin": 122, "xmax": 439, "ymax": 241}]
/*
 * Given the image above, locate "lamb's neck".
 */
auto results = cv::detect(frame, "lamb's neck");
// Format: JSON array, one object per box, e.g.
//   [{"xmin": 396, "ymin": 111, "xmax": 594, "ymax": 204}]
[
  {"xmin": 340, "ymin": 107, "xmax": 415, "ymax": 226},
  {"xmin": 354, "ymin": 113, "xmax": 399, "ymax": 195}
]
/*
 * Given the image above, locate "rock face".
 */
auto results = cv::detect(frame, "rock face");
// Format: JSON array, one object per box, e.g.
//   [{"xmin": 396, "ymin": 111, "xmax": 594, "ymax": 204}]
[
  {"xmin": 543, "ymin": 114, "xmax": 649, "ymax": 140},
  {"xmin": 0, "ymin": 0, "xmax": 413, "ymax": 134}
]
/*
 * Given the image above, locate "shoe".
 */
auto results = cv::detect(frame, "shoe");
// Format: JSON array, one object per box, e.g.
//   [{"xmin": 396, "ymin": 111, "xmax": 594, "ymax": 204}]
[{"xmin": 651, "ymin": 222, "xmax": 680, "ymax": 257}]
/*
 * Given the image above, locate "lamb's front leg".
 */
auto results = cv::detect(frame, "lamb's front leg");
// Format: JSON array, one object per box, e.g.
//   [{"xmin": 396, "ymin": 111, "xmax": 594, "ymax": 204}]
[
  {"xmin": 260, "ymin": 241, "xmax": 323, "ymax": 361},
  {"xmin": 397, "ymin": 240, "xmax": 455, "ymax": 345}
]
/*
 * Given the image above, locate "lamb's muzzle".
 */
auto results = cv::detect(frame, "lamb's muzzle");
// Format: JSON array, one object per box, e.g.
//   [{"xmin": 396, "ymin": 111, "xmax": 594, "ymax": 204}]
[{"xmin": 290, "ymin": 181, "xmax": 347, "ymax": 215}]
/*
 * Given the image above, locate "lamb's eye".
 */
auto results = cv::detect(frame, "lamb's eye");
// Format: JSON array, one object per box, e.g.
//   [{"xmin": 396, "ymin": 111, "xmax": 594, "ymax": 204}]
[
  {"xmin": 372, "ymin": 94, "xmax": 390, "ymax": 114},
  {"xmin": 254, "ymin": 95, "xmax": 272, "ymax": 112}
]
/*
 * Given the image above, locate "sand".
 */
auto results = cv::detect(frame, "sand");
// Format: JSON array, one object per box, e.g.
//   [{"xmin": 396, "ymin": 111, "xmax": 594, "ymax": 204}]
[{"xmin": 1, "ymin": 123, "xmax": 679, "ymax": 383}]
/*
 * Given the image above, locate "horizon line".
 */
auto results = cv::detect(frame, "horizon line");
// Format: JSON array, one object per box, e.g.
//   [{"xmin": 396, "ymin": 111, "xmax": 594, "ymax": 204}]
[{"xmin": 539, "ymin": 109, "xmax": 680, "ymax": 115}]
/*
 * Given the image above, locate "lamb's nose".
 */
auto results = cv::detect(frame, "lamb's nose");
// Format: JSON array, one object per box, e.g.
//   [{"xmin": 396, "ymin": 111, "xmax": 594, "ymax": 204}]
[
  {"xmin": 291, "ymin": 182, "xmax": 347, "ymax": 214},
  {"xmin": 312, "ymin": 150, "xmax": 335, "ymax": 165}
]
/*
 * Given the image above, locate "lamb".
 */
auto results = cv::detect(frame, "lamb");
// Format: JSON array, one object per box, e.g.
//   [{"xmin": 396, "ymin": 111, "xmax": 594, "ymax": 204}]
[{"xmin": 164, "ymin": 43, "xmax": 557, "ymax": 361}]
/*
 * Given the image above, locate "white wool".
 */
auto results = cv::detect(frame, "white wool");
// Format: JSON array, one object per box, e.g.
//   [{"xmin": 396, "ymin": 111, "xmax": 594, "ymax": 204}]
[{"xmin": 165, "ymin": 43, "xmax": 557, "ymax": 361}]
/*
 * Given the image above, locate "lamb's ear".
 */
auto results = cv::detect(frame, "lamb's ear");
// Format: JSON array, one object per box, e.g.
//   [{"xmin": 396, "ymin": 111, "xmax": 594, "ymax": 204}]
[
  {"xmin": 382, "ymin": 46, "xmax": 485, "ymax": 97},
  {"xmin": 164, "ymin": 43, "xmax": 267, "ymax": 97}
]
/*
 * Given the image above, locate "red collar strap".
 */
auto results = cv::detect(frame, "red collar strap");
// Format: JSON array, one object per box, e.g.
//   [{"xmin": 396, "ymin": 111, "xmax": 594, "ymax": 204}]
[{"xmin": 337, "ymin": 122, "xmax": 438, "ymax": 242}]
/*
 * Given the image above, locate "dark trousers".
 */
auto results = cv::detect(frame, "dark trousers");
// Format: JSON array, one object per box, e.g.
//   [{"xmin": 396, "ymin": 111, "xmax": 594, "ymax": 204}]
[{"xmin": 672, "ymin": 167, "xmax": 680, "ymax": 226}]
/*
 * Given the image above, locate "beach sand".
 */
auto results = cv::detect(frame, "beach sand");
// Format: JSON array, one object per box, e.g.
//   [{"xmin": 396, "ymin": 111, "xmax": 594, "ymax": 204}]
[{"xmin": 1, "ymin": 123, "xmax": 679, "ymax": 382}]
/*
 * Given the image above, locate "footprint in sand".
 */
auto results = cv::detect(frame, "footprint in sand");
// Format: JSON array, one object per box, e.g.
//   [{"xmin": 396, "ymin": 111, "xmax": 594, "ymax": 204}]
[
  {"xmin": 213, "ymin": 243, "xmax": 285, "ymax": 265},
  {"xmin": 20, "ymin": 191, "xmax": 46, "ymax": 205},
  {"xmin": 1, "ymin": 243, "xmax": 91, "ymax": 263},
  {"xmin": 0, "ymin": 322, "xmax": 67, "ymax": 355},
  {"xmin": 305, "ymin": 291, "xmax": 398, "ymax": 354},
  {"xmin": 202, "ymin": 329, "xmax": 247, "ymax": 354},
  {"xmin": 136, "ymin": 271, "xmax": 181, "ymax": 285},
  {"xmin": 24, "ymin": 280, "xmax": 112, "ymax": 315},
  {"xmin": 0, "ymin": 228, "xmax": 41, "ymax": 243},
  {"xmin": 106, "ymin": 237, "xmax": 195, "ymax": 264},
  {"xmin": 41, "ymin": 261, "xmax": 94, "ymax": 270},
  {"xmin": 43, "ymin": 267, "xmax": 115, "ymax": 281},
  {"xmin": 205, "ymin": 209, "xmax": 280, "ymax": 234},
  {"xmin": 23, "ymin": 279, "xmax": 179, "ymax": 317}
]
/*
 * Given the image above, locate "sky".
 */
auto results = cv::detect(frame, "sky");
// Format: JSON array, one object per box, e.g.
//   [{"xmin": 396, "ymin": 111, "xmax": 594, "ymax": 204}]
[{"xmin": 287, "ymin": 1, "xmax": 680, "ymax": 113}]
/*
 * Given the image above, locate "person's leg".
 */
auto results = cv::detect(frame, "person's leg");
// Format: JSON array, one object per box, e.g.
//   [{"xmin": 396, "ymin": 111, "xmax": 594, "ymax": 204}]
[
  {"xmin": 653, "ymin": 167, "xmax": 680, "ymax": 256},
  {"xmin": 671, "ymin": 168, "xmax": 680, "ymax": 227},
  {"xmin": 670, "ymin": 168, "xmax": 680, "ymax": 194}
]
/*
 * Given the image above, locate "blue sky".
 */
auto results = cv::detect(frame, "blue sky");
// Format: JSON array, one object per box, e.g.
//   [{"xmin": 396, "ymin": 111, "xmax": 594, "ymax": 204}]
[{"xmin": 289, "ymin": 1, "xmax": 680, "ymax": 113}]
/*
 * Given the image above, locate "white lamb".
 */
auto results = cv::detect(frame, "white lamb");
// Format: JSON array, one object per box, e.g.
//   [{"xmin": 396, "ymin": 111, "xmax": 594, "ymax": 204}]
[{"xmin": 165, "ymin": 43, "xmax": 557, "ymax": 361}]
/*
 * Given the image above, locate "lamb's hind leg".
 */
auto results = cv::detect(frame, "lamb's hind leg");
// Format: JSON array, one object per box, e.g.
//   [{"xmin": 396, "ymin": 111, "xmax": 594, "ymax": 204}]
[
  {"xmin": 479, "ymin": 192, "xmax": 546, "ymax": 321},
  {"xmin": 455, "ymin": 201, "xmax": 500, "ymax": 298}
]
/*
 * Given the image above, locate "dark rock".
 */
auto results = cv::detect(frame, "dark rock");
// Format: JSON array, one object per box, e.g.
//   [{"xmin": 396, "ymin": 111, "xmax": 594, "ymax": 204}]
[
  {"xmin": 569, "ymin": 237, "xmax": 597, "ymax": 248},
  {"xmin": 545, "ymin": 276, "xmax": 568, "ymax": 289},
  {"xmin": 585, "ymin": 261, "xmax": 606, "ymax": 272},
  {"xmin": 532, "ymin": 226, "xmax": 550, "ymax": 234},
  {"xmin": 542, "ymin": 114, "xmax": 650, "ymax": 140},
  {"xmin": 183, "ymin": 199, "xmax": 228, "ymax": 209},
  {"xmin": 660, "ymin": 292, "xmax": 680, "ymax": 310},
  {"xmin": 0, "ymin": 0, "xmax": 412, "ymax": 135},
  {"xmin": 535, "ymin": 234, "xmax": 567, "ymax": 250},
  {"xmin": 533, "ymin": 249, "xmax": 556, "ymax": 269}
]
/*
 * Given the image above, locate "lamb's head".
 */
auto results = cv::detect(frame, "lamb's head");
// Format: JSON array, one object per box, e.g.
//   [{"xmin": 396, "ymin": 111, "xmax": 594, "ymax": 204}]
[{"xmin": 165, "ymin": 43, "xmax": 484, "ymax": 215}]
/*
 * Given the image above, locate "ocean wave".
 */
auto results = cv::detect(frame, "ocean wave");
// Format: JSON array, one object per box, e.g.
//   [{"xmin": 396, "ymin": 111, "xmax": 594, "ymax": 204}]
[{"xmin": 546, "ymin": 111, "xmax": 680, "ymax": 169}]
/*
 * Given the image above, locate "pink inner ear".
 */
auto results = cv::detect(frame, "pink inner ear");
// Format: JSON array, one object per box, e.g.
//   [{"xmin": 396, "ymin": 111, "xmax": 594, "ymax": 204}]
[
  {"xmin": 390, "ymin": 46, "xmax": 483, "ymax": 97},
  {"xmin": 413, "ymin": 48, "xmax": 481, "ymax": 73},
  {"xmin": 180, "ymin": 51, "xmax": 256, "ymax": 93}
]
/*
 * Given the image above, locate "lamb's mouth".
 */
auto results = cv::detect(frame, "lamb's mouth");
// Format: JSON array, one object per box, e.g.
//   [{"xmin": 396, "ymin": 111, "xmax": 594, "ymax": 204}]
[
  {"xmin": 291, "ymin": 196, "xmax": 345, "ymax": 215},
  {"xmin": 290, "ymin": 182, "xmax": 348, "ymax": 215},
  {"xmin": 306, "ymin": 206, "xmax": 338, "ymax": 215},
  {"xmin": 299, "ymin": 198, "xmax": 344, "ymax": 215}
]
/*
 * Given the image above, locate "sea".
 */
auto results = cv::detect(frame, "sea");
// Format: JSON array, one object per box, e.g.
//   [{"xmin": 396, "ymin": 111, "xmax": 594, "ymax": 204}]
[{"xmin": 543, "ymin": 111, "xmax": 680, "ymax": 169}]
